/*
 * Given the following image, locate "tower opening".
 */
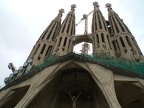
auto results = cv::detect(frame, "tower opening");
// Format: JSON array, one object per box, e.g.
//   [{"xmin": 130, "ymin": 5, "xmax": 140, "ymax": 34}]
[
  {"xmin": 101, "ymin": 33, "xmax": 105, "ymax": 42},
  {"xmin": 98, "ymin": 12, "xmax": 102, "ymax": 29},
  {"xmin": 63, "ymin": 37, "xmax": 67, "ymax": 46},
  {"xmin": 45, "ymin": 45, "xmax": 53, "ymax": 56},
  {"xmin": 73, "ymin": 42, "xmax": 93, "ymax": 55},
  {"xmin": 119, "ymin": 37, "xmax": 125, "ymax": 48},
  {"xmin": 125, "ymin": 36, "xmax": 132, "ymax": 47}
]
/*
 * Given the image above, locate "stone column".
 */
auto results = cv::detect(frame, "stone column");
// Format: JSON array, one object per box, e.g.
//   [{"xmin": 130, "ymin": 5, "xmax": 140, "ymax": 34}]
[{"xmin": 86, "ymin": 63, "xmax": 121, "ymax": 108}]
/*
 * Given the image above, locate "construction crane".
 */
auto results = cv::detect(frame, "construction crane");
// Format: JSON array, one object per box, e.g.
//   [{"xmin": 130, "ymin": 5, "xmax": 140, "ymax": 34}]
[
  {"xmin": 76, "ymin": 10, "xmax": 93, "ymax": 35},
  {"xmin": 76, "ymin": 10, "xmax": 93, "ymax": 54}
]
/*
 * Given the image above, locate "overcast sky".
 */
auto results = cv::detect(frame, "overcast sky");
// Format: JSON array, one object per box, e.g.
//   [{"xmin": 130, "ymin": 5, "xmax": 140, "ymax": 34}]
[{"xmin": 0, "ymin": 0, "xmax": 144, "ymax": 87}]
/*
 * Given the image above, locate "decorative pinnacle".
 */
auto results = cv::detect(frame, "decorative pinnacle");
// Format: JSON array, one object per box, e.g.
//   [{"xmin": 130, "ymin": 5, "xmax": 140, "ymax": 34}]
[
  {"xmin": 93, "ymin": 1, "xmax": 99, "ymax": 8},
  {"xmin": 71, "ymin": 4, "xmax": 76, "ymax": 11},
  {"xmin": 83, "ymin": 14, "xmax": 87, "ymax": 19},
  {"xmin": 105, "ymin": 3, "xmax": 112, "ymax": 11},
  {"xmin": 59, "ymin": 8, "xmax": 64, "ymax": 14}
]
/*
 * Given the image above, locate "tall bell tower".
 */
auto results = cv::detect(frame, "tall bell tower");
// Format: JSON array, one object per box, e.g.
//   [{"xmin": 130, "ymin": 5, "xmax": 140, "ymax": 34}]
[
  {"xmin": 92, "ymin": 2, "xmax": 115, "ymax": 56},
  {"xmin": 27, "ymin": 9, "xmax": 64, "ymax": 65},
  {"xmin": 52, "ymin": 4, "xmax": 76, "ymax": 56},
  {"xmin": 106, "ymin": 3, "xmax": 143, "ymax": 61}
]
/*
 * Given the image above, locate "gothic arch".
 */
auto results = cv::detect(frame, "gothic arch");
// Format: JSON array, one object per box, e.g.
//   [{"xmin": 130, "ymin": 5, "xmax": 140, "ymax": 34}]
[
  {"xmin": 0, "ymin": 85, "xmax": 30, "ymax": 108},
  {"xmin": 27, "ymin": 62, "xmax": 109, "ymax": 108},
  {"xmin": 72, "ymin": 35, "xmax": 92, "ymax": 46},
  {"xmin": 114, "ymin": 81, "xmax": 144, "ymax": 108}
]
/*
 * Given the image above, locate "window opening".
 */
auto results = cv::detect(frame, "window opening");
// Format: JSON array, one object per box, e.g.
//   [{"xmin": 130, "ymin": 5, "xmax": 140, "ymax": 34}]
[
  {"xmin": 101, "ymin": 33, "xmax": 105, "ymax": 42},
  {"xmin": 63, "ymin": 37, "xmax": 67, "ymax": 46}
]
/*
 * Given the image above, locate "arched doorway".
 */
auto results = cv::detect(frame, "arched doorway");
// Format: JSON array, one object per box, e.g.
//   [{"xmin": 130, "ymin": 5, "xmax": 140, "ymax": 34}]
[{"xmin": 27, "ymin": 68, "xmax": 109, "ymax": 108}]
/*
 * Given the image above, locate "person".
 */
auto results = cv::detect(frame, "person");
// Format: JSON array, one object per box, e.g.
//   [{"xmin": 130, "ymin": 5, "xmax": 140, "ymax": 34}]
[{"xmin": 68, "ymin": 92, "xmax": 81, "ymax": 108}]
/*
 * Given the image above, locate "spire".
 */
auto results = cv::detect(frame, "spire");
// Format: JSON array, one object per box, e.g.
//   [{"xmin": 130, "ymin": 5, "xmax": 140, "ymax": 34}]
[
  {"xmin": 27, "ymin": 9, "xmax": 64, "ymax": 65},
  {"xmin": 106, "ymin": 3, "xmax": 131, "ymax": 34},
  {"xmin": 92, "ymin": 2, "xmax": 115, "ymax": 56},
  {"xmin": 52, "ymin": 4, "xmax": 76, "ymax": 56},
  {"xmin": 92, "ymin": 2, "xmax": 108, "ymax": 32},
  {"xmin": 59, "ymin": 4, "xmax": 76, "ymax": 35},
  {"xmin": 106, "ymin": 3, "xmax": 144, "ymax": 61},
  {"xmin": 93, "ymin": 1, "xmax": 99, "ymax": 10},
  {"xmin": 40, "ymin": 8, "xmax": 64, "ymax": 41}
]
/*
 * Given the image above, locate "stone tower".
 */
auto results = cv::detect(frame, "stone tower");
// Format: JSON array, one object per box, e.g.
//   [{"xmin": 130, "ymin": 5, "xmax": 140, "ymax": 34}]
[
  {"xmin": 106, "ymin": 3, "xmax": 144, "ymax": 61},
  {"xmin": 92, "ymin": 2, "xmax": 115, "ymax": 56},
  {"xmin": 27, "ymin": 9, "xmax": 64, "ymax": 65},
  {"xmin": 1, "ymin": 2, "xmax": 144, "ymax": 108},
  {"xmin": 52, "ymin": 4, "xmax": 76, "ymax": 56}
]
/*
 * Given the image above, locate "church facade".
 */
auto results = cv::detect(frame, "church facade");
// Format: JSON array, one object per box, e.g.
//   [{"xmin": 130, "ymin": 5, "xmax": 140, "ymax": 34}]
[{"xmin": 0, "ymin": 2, "xmax": 144, "ymax": 108}]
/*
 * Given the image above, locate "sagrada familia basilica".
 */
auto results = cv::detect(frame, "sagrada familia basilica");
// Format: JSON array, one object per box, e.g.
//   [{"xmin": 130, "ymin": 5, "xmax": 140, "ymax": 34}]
[{"xmin": 0, "ymin": 2, "xmax": 144, "ymax": 108}]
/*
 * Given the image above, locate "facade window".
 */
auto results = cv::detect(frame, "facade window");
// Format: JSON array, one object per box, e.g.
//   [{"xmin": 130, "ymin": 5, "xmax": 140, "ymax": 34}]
[
  {"xmin": 116, "ymin": 40, "xmax": 120, "ymax": 52},
  {"xmin": 61, "ymin": 16, "xmax": 69, "ymax": 33},
  {"xmin": 120, "ymin": 37, "xmax": 125, "ymax": 47},
  {"xmin": 34, "ymin": 44, "xmax": 40, "ymax": 56},
  {"xmin": 125, "ymin": 36, "xmax": 131, "ymax": 47},
  {"xmin": 37, "ymin": 44, "xmax": 46, "ymax": 60},
  {"xmin": 101, "ymin": 15, "xmax": 107, "ymax": 31},
  {"xmin": 37, "ymin": 56, "xmax": 41, "ymax": 60},
  {"xmin": 107, "ymin": 35, "xmax": 111, "ymax": 48},
  {"xmin": 63, "ymin": 37, "xmax": 67, "ymax": 46},
  {"xmin": 98, "ymin": 13, "xmax": 102, "ymax": 29},
  {"xmin": 113, "ymin": 17, "xmax": 119, "ymax": 33},
  {"xmin": 45, "ymin": 45, "xmax": 53, "ymax": 56},
  {"xmin": 47, "ymin": 30, "xmax": 52, "ymax": 40},
  {"xmin": 112, "ymin": 41, "xmax": 116, "ymax": 51},
  {"xmin": 101, "ymin": 33, "xmax": 105, "ymax": 42},
  {"xmin": 115, "ymin": 16, "xmax": 125, "ymax": 32},
  {"xmin": 40, "ymin": 44, "xmax": 46, "ymax": 54},
  {"xmin": 58, "ymin": 37, "xmax": 62, "ymax": 47},
  {"xmin": 67, "ymin": 15, "xmax": 72, "ymax": 33},
  {"xmin": 41, "ymin": 23, "xmax": 52, "ymax": 40},
  {"xmin": 95, "ymin": 14, "xmax": 97, "ymax": 31},
  {"xmin": 41, "ymin": 31, "xmax": 46, "ymax": 40},
  {"xmin": 47, "ymin": 22, "xmax": 57, "ymax": 40},
  {"xmin": 93, "ymin": 13, "xmax": 97, "ymax": 31}
]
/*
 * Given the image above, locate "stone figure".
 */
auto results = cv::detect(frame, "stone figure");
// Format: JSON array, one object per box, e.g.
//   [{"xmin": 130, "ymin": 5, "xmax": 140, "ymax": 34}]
[{"xmin": 68, "ymin": 92, "xmax": 81, "ymax": 108}]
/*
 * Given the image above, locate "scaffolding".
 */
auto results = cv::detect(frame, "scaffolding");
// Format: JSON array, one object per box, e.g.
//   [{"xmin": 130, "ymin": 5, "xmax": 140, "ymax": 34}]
[
  {"xmin": 2, "ymin": 53, "xmax": 144, "ymax": 91},
  {"xmin": 83, "ymin": 53, "xmax": 144, "ymax": 75}
]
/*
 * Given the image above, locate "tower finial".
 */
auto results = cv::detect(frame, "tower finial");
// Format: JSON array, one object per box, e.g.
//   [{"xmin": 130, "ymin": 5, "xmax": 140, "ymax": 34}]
[
  {"xmin": 59, "ymin": 8, "xmax": 64, "ymax": 17},
  {"xmin": 93, "ymin": 1, "xmax": 99, "ymax": 8},
  {"xmin": 59, "ymin": 8, "xmax": 64, "ymax": 14},
  {"xmin": 71, "ymin": 4, "xmax": 76, "ymax": 11},
  {"xmin": 105, "ymin": 3, "xmax": 112, "ymax": 11}
]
